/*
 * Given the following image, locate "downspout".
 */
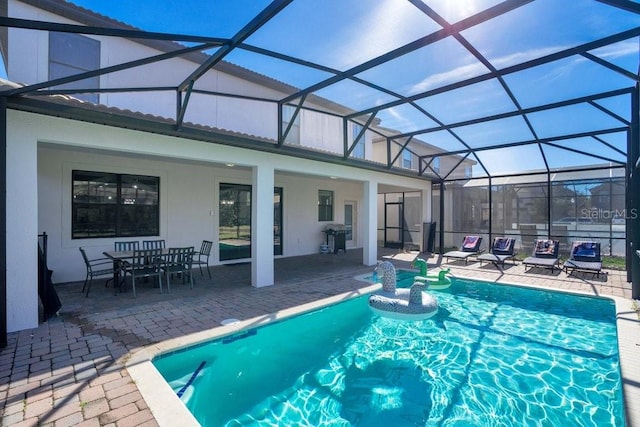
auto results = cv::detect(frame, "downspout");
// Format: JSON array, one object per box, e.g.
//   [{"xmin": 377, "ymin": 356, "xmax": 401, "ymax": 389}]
[{"xmin": 1, "ymin": 97, "xmax": 6, "ymax": 348}]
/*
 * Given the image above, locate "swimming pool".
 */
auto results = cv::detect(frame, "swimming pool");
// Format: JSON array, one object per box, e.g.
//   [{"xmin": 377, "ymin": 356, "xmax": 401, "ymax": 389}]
[{"xmin": 152, "ymin": 273, "xmax": 625, "ymax": 426}]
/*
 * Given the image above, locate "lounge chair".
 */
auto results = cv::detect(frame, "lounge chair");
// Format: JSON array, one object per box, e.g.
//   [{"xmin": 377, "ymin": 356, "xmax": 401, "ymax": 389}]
[
  {"xmin": 522, "ymin": 239, "xmax": 560, "ymax": 272},
  {"xmin": 477, "ymin": 237, "xmax": 516, "ymax": 268},
  {"xmin": 563, "ymin": 241, "xmax": 602, "ymax": 277},
  {"xmin": 443, "ymin": 236, "xmax": 483, "ymax": 264}
]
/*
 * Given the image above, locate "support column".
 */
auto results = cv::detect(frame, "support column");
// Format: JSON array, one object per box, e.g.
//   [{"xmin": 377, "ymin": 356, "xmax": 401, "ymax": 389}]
[
  {"xmin": 251, "ymin": 164, "xmax": 274, "ymax": 288},
  {"xmin": 6, "ymin": 109, "xmax": 38, "ymax": 332},
  {"xmin": 363, "ymin": 180, "xmax": 378, "ymax": 266}
]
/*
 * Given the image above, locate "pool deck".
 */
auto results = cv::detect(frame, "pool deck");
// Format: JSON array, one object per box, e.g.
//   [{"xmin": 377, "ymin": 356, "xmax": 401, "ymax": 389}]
[{"xmin": 1, "ymin": 248, "xmax": 638, "ymax": 427}]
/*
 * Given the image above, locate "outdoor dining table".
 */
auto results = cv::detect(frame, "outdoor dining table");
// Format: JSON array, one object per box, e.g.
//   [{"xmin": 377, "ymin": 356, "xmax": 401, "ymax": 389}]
[{"xmin": 103, "ymin": 248, "xmax": 171, "ymax": 294}]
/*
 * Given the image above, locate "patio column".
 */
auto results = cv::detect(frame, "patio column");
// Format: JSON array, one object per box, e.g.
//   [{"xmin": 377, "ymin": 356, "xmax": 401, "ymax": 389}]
[
  {"xmin": 363, "ymin": 179, "xmax": 377, "ymax": 266},
  {"xmin": 6, "ymin": 109, "xmax": 38, "ymax": 332},
  {"xmin": 251, "ymin": 164, "xmax": 274, "ymax": 288}
]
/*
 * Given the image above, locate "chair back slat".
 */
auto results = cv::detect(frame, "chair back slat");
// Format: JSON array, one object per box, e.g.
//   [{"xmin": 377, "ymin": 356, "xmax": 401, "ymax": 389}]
[
  {"xmin": 115, "ymin": 241, "xmax": 139, "ymax": 251},
  {"xmin": 130, "ymin": 248, "xmax": 163, "ymax": 267},
  {"xmin": 166, "ymin": 247, "xmax": 194, "ymax": 264},
  {"xmin": 143, "ymin": 239, "xmax": 166, "ymax": 250},
  {"xmin": 200, "ymin": 240, "xmax": 213, "ymax": 256}
]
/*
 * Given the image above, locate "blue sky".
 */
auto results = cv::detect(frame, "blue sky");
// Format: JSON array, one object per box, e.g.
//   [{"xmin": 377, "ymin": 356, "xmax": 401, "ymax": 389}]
[{"xmin": 7, "ymin": 0, "xmax": 640, "ymax": 175}]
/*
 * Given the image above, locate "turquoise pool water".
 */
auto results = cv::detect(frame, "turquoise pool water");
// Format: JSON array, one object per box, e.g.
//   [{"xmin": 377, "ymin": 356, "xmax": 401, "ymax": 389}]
[{"xmin": 153, "ymin": 272, "xmax": 624, "ymax": 426}]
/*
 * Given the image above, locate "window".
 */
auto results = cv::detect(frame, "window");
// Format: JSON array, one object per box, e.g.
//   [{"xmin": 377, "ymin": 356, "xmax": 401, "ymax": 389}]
[
  {"xmin": 351, "ymin": 123, "xmax": 365, "ymax": 159},
  {"xmin": 274, "ymin": 187, "xmax": 283, "ymax": 256},
  {"xmin": 318, "ymin": 190, "xmax": 334, "ymax": 221},
  {"xmin": 464, "ymin": 165, "xmax": 472, "ymax": 178},
  {"xmin": 72, "ymin": 171, "xmax": 159, "ymax": 238},
  {"xmin": 402, "ymin": 150, "xmax": 412, "ymax": 169},
  {"xmin": 49, "ymin": 32, "xmax": 100, "ymax": 104},
  {"xmin": 282, "ymin": 105, "xmax": 301, "ymax": 145},
  {"xmin": 432, "ymin": 157, "xmax": 440, "ymax": 174}
]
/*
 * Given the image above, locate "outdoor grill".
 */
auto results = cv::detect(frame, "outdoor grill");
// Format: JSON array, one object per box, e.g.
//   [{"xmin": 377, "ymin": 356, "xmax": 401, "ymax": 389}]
[{"xmin": 322, "ymin": 224, "xmax": 347, "ymax": 254}]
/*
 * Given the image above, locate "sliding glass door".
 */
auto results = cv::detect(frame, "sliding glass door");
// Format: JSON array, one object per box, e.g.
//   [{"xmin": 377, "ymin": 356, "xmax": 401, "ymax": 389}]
[
  {"xmin": 219, "ymin": 184, "xmax": 283, "ymax": 261},
  {"xmin": 219, "ymin": 184, "xmax": 252, "ymax": 261}
]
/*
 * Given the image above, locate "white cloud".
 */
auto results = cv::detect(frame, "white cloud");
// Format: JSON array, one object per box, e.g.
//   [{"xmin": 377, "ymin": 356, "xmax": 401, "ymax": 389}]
[
  {"xmin": 409, "ymin": 61, "xmax": 488, "ymax": 95},
  {"xmin": 407, "ymin": 45, "xmax": 570, "ymax": 95},
  {"xmin": 591, "ymin": 39, "xmax": 639, "ymax": 60},
  {"xmin": 330, "ymin": 0, "xmax": 437, "ymax": 70}
]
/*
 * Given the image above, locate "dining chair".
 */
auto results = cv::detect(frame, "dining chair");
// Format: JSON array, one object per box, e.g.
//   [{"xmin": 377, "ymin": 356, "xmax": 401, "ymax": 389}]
[
  {"xmin": 79, "ymin": 247, "xmax": 114, "ymax": 297},
  {"xmin": 113, "ymin": 241, "xmax": 140, "ymax": 287},
  {"xmin": 120, "ymin": 248, "xmax": 164, "ymax": 297},
  {"xmin": 142, "ymin": 239, "xmax": 165, "ymax": 250},
  {"xmin": 162, "ymin": 246, "xmax": 194, "ymax": 290},
  {"xmin": 192, "ymin": 240, "xmax": 213, "ymax": 279}
]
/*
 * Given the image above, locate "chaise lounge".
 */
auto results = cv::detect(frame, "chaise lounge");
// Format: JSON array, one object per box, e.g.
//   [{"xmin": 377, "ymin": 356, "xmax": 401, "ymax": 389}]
[
  {"xmin": 522, "ymin": 239, "xmax": 560, "ymax": 272},
  {"xmin": 443, "ymin": 235, "xmax": 483, "ymax": 264},
  {"xmin": 477, "ymin": 237, "xmax": 516, "ymax": 268},
  {"xmin": 563, "ymin": 241, "xmax": 603, "ymax": 277}
]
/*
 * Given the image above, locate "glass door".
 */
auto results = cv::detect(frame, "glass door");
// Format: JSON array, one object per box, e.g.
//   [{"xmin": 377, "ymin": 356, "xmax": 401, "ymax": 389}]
[
  {"xmin": 219, "ymin": 183, "xmax": 252, "ymax": 261},
  {"xmin": 274, "ymin": 187, "xmax": 283, "ymax": 255},
  {"xmin": 344, "ymin": 201, "xmax": 356, "ymax": 247},
  {"xmin": 219, "ymin": 184, "xmax": 283, "ymax": 261},
  {"xmin": 384, "ymin": 201, "xmax": 403, "ymax": 248}
]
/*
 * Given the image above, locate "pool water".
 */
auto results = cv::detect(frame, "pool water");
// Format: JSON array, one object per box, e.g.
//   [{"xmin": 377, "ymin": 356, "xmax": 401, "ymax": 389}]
[{"xmin": 153, "ymin": 273, "xmax": 624, "ymax": 426}]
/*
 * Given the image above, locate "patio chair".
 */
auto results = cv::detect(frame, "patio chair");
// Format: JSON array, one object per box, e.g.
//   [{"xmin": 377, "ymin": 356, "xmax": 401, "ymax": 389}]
[
  {"xmin": 192, "ymin": 240, "xmax": 213, "ymax": 279},
  {"xmin": 143, "ymin": 239, "xmax": 165, "ymax": 250},
  {"xmin": 443, "ymin": 236, "xmax": 483, "ymax": 264},
  {"xmin": 162, "ymin": 246, "xmax": 195, "ymax": 290},
  {"xmin": 79, "ymin": 247, "xmax": 114, "ymax": 297},
  {"xmin": 113, "ymin": 241, "xmax": 140, "ymax": 286},
  {"xmin": 563, "ymin": 241, "xmax": 602, "ymax": 277},
  {"xmin": 522, "ymin": 239, "xmax": 560, "ymax": 272},
  {"xmin": 477, "ymin": 237, "xmax": 516, "ymax": 268},
  {"xmin": 120, "ymin": 248, "xmax": 164, "ymax": 297}
]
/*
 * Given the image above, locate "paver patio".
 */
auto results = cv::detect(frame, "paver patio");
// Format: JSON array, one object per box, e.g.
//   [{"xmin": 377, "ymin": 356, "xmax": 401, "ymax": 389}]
[{"xmin": 1, "ymin": 248, "xmax": 638, "ymax": 426}]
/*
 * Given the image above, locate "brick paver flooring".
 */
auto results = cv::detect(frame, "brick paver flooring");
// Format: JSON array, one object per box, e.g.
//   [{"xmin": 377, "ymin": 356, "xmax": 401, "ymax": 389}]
[{"xmin": 1, "ymin": 249, "xmax": 637, "ymax": 426}]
